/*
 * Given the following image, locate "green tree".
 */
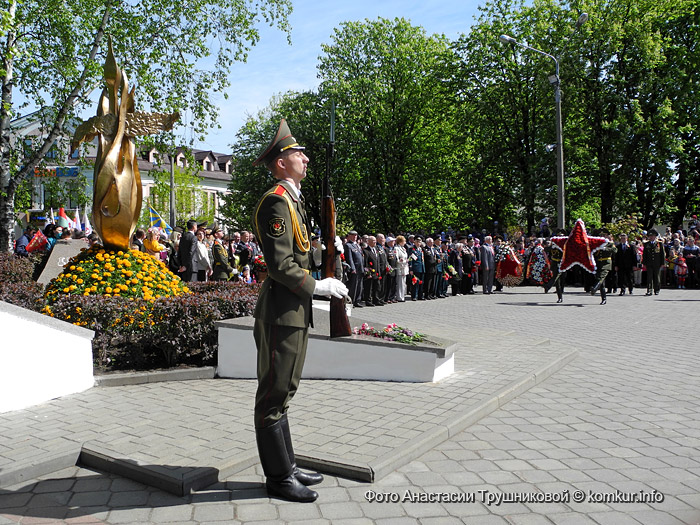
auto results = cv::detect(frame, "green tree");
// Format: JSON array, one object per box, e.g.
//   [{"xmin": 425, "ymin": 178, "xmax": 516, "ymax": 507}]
[
  {"xmin": 658, "ymin": 2, "xmax": 700, "ymax": 230},
  {"xmin": 140, "ymin": 154, "xmax": 204, "ymax": 230},
  {"xmin": 317, "ymin": 17, "xmax": 460, "ymax": 234},
  {"xmin": 222, "ymin": 91, "xmax": 328, "ymax": 233},
  {"xmin": 452, "ymin": 0, "xmax": 597, "ymax": 233},
  {"xmin": 0, "ymin": 0, "xmax": 292, "ymax": 251},
  {"xmin": 565, "ymin": 0, "xmax": 692, "ymax": 228}
]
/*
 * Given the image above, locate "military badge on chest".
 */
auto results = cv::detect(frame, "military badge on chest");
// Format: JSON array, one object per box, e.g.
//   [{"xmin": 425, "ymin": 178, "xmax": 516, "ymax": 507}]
[{"xmin": 270, "ymin": 217, "xmax": 286, "ymax": 237}]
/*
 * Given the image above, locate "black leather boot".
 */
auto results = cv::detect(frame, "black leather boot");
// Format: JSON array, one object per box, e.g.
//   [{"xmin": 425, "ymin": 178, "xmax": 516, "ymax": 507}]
[
  {"xmin": 280, "ymin": 413, "xmax": 324, "ymax": 486},
  {"xmin": 256, "ymin": 420, "xmax": 318, "ymax": 502}
]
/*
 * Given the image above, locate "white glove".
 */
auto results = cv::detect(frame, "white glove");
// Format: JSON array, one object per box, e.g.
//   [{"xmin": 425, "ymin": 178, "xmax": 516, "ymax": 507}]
[
  {"xmin": 334, "ymin": 236, "xmax": 344, "ymax": 252},
  {"xmin": 314, "ymin": 277, "xmax": 348, "ymax": 299}
]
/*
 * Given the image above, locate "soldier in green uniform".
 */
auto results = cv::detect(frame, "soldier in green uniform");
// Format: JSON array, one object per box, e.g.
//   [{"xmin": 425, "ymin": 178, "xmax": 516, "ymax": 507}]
[
  {"xmin": 642, "ymin": 229, "xmax": 666, "ymax": 295},
  {"xmin": 210, "ymin": 226, "xmax": 235, "ymax": 281},
  {"xmin": 251, "ymin": 119, "xmax": 348, "ymax": 503},
  {"xmin": 544, "ymin": 230, "xmax": 565, "ymax": 303},
  {"xmin": 591, "ymin": 233, "xmax": 617, "ymax": 305}
]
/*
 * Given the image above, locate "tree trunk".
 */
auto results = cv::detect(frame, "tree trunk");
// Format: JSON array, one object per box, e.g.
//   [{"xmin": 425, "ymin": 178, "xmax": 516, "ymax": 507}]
[
  {"xmin": 0, "ymin": 0, "xmax": 17, "ymax": 251},
  {"xmin": 0, "ymin": 1, "xmax": 112, "ymax": 253}
]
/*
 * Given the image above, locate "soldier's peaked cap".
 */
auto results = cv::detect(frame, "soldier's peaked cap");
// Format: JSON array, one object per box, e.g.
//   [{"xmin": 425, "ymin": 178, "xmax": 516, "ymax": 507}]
[{"xmin": 253, "ymin": 119, "xmax": 305, "ymax": 167}]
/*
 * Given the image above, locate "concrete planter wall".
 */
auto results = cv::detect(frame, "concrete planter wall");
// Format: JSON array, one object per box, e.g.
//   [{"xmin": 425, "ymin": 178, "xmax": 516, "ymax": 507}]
[
  {"xmin": 0, "ymin": 301, "xmax": 94, "ymax": 413},
  {"xmin": 217, "ymin": 307, "xmax": 455, "ymax": 383}
]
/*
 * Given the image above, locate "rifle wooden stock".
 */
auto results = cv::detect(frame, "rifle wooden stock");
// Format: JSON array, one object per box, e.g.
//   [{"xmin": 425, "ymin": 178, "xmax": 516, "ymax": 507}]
[{"xmin": 321, "ymin": 194, "xmax": 352, "ymax": 338}]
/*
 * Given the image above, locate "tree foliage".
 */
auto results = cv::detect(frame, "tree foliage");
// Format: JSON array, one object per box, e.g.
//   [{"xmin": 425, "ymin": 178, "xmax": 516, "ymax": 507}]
[
  {"xmin": 318, "ymin": 18, "xmax": 460, "ymax": 234},
  {"xmin": 225, "ymin": 2, "xmax": 699, "ymax": 236},
  {"xmin": 0, "ymin": 0, "xmax": 292, "ymax": 251}
]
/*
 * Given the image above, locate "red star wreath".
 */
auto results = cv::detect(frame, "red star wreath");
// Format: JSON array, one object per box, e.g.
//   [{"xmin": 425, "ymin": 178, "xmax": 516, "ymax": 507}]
[{"xmin": 551, "ymin": 219, "xmax": 607, "ymax": 274}]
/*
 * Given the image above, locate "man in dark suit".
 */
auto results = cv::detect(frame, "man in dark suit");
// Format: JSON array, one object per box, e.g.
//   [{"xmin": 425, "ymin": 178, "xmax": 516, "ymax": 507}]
[
  {"xmin": 177, "ymin": 219, "xmax": 198, "ymax": 282},
  {"xmin": 383, "ymin": 235, "xmax": 398, "ymax": 302},
  {"xmin": 423, "ymin": 237, "xmax": 438, "ymax": 299},
  {"xmin": 615, "ymin": 233, "xmax": 637, "ymax": 295},
  {"xmin": 643, "ymin": 229, "xmax": 666, "ymax": 295},
  {"xmin": 251, "ymin": 119, "xmax": 347, "ymax": 503},
  {"xmin": 362, "ymin": 235, "xmax": 382, "ymax": 306},
  {"xmin": 344, "ymin": 230, "xmax": 364, "ymax": 307},
  {"xmin": 375, "ymin": 233, "xmax": 389, "ymax": 302}
]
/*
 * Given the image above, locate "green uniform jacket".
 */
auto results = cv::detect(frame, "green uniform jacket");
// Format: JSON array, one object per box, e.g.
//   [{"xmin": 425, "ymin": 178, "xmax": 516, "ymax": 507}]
[
  {"xmin": 642, "ymin": 241, "xmax": 666, "ymax": 269},
  {"xmin": 594, "ymin": 242, "xmax": 617, "ymax": 271},
  {"xmin": 211, "ymin": 240, "xmax": 234, "ymax": 280},
  {"xmin": 252, "ymin": 180, "xmax": 315, "ymax": 328}
]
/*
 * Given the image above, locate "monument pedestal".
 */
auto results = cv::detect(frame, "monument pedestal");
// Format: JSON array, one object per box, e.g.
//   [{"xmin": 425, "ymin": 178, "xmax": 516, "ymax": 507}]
[
  {"xmin": 37, "ymin": 239, "xmax": 90, "ymax": 285},
  {"xmin": 0, "ymin": 301, "xmax": 94, "ymax": 413},
  {"xmin": 216, "ymin": 305, "xmax": 455, "ymax": 383}
]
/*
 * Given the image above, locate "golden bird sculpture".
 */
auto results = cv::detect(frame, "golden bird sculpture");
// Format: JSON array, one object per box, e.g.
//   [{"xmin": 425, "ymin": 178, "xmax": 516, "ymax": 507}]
[{"xmin": 72, "ymin": 37, "xmax": 179, "ymax": 251}]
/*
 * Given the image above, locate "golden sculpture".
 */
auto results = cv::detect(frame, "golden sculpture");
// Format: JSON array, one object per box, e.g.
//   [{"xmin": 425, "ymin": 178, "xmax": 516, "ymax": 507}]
[{"xmin": 72, "ymin": 37, "xmax": 179, "ymax": 251}]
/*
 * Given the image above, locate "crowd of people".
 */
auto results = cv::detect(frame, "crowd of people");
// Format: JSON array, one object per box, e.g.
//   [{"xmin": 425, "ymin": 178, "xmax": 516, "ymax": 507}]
[
  {"xmin": 14, "ymin": 215, "xmax": 700, "ymax": 298},
  {"xmin": 127, "ymin": 219, "xmax": 263, "ymax": 284},
  {"xmin": 335, "ymin": 217, "xmax": 700, "ymax": 308},
  {"xmin": 14, "ymin": 222, "xmax": 101, "ymax": 256}
]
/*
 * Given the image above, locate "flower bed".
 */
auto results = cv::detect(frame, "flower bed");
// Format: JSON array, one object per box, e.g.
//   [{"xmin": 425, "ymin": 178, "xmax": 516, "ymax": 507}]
[{"xmin": 0, "ymin": 251, "xmax": 260, "ymax": 373}]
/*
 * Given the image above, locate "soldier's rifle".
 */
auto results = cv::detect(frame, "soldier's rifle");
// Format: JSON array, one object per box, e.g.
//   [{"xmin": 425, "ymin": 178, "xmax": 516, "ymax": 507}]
[{"xmin": 321, "ymin": 101, "xmax": 352, "ymax": 338}]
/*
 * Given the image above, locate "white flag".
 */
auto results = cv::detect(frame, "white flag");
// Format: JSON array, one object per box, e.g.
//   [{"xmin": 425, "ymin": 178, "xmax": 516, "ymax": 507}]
[{"xmin": 82, "ymin": 208, "xmax": 93, "ymax": 235}]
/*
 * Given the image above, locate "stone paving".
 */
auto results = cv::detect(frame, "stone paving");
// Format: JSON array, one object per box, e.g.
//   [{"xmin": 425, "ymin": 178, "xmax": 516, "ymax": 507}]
[{"xmin": 1, "ymin": 287, "xmax": 699, "ymax": 524}]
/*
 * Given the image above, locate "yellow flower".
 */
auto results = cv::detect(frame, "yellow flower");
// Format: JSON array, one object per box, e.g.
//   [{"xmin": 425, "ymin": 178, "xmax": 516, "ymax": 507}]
[
  {"xmin": 77, "ymin": 279, "xmax": 84, "ymax": 284},
  {"xmin": 70, "ymin": 265, "xmax": 76, "ymax": 270}
]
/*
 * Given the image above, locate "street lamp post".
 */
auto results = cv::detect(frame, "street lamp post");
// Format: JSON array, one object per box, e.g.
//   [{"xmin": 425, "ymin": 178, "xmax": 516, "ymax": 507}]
[
  {"xmin": 499, "ymin": 14, "xmax": 586, "ymax": 231},
  {"xmin": 169, "ymin": 152, "xmax": 177, "ymax": 230}
]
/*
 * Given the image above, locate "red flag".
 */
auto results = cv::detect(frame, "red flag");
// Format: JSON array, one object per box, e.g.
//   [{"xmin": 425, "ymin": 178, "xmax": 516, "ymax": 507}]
[
  {"xmin": 26, "ymin": 230, "xmax": 48, "ymax": 253},
  {"xmin": 56, "ymin": 207, "xmax": 70, "ymax": 228}
]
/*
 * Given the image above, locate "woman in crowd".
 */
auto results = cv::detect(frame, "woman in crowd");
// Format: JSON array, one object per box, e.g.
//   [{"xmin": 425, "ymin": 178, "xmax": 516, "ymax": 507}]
[
  {"xmin": 192, "ymin": 229, "xmax": 212, "ymax": 282},
  {"xmin": 394, "ymin": 235, "xmax": 409, "ymax": 302},
  {"xmin": 143, "ymin": 228, "xmax": 166, "ymax": 259},
  {"xmin": 43, "ymin": 224, "xmax": 61, "ymax": 252}
]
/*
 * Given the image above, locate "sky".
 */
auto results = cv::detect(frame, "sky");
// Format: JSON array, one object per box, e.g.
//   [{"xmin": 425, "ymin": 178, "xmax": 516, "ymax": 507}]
[{"xmin": 190, "ymin": 0, "xmax": 485, "ymax": 154}]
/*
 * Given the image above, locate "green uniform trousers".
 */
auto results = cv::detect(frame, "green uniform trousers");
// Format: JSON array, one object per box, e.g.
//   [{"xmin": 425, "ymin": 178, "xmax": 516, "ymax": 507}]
[
  {"xmin": 594, "ymin": 267, "xmax": 610, "ymax": 290},
  {"xmin": 646, "ymin": 266, "xmax": 662, "ymax": 293},
  {"xmin": 254, "ymin": 319, "xmax": 309, "ymax": 429}
]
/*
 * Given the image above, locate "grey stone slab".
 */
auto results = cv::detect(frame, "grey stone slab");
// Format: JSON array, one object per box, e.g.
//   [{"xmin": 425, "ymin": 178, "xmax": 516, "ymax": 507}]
[
  {"xmin": 36, "ymin": 238, "xmax": 87, "ymax": 285},
  {"xmin": 1, "ymin": 287, "xmax": 700, "ymax": 524}
]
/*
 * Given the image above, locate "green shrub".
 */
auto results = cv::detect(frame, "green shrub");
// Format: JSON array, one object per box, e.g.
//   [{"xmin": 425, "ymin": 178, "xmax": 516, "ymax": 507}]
[
  {"xmin": 0, "ymin": 281, "xmax": 46, "ymax": 312},
  {"xmin": 46, "ymin": 281, "xmax": 260, "ymax": 372},
  {"xmin": 0, "ymin": 252, "xmax": 39, "ymax": 284},
  {"xmin": 0, "ymin": 252, "xmax": 45, "ymax": 311}
]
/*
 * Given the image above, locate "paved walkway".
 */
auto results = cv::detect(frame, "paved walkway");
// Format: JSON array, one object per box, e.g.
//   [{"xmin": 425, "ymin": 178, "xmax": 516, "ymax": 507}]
[{"xmin": 1, "ymin": 287, "xmax": 699, "ymax": 524}]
